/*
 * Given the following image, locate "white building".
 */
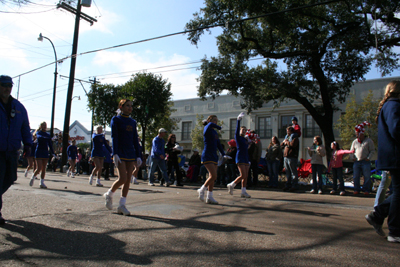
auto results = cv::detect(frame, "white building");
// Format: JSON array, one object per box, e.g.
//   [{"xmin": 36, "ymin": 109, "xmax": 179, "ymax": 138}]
[
  {"xmin": 68, "ymin": 120, "xmax": 111, "ymax": 144},
  {"xmin": 170, "ymin": 77, "xmax": 397, "ymax": 159}
]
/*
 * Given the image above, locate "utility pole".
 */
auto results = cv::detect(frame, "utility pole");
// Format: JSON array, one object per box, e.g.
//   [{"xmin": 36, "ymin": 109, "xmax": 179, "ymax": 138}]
[
  {"xmin": 88, "ymin": 77, "xmax": 97, "ymax": 151},
  {"xmin": 59, "ymin": 0, "xmax": 97, "ymax": 172}
]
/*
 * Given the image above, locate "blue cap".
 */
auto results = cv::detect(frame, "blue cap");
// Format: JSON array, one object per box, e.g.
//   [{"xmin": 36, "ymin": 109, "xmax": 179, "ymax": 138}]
[
  {"xmin": 0, "ymin": 75, "xmax": 13, "ymax": 84},
  {"xmin": 291, "ymin": 116, "xmax": 298, "ymax": 122}
]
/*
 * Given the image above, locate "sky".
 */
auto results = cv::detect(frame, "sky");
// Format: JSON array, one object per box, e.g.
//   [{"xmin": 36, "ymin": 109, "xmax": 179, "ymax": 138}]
[{"xmin": 1, "ymin": 0, "xmax": 399, "ymax": 132}]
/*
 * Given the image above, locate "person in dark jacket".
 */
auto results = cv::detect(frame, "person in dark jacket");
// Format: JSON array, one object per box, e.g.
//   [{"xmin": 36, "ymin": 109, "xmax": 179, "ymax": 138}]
[
  {"xmin": 225, "ymin": 139, "xmax": 238, "ymax": 184},
  {"xmin": 165, "ymin": 134, "xmax": 183, "ymax": 186},
  {"xmin": 265, "ymin": 136, "xmax": 283, "ymax": 188},
  {"xmin": 365, "ymin": 81, "xmax": 400, "ymax": 243},
  {"xmin": 188, "ymin": 149, "xmax": 201, "ymax": 182},
  {"xmin": 0, "ymin": 75, "xmax": 32, "ymax": 224}
]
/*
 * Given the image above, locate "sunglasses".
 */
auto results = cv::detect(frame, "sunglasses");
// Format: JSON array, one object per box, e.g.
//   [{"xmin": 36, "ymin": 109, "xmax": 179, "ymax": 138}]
[{"xmin": 0, "ymin": 83, "xmax": 13, "ymax": 88}]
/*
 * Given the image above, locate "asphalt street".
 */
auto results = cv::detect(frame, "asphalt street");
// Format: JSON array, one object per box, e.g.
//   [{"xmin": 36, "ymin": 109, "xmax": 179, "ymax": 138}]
[{"xmin": 0, "ymin": 169, "xmax": 398, "ymax": 266}]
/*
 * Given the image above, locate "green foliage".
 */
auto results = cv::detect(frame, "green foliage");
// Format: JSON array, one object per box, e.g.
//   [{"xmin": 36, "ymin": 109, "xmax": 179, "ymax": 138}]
[
  {"xmin": 191, "ymin": 114, "xmax": 224, "ymax": 152},
  {"xmin": 77, "ymin": 142, "xmax": 90, "ymax": 153},
  {"xmin": 87, "ymin": 83, "xmax": 120, "ymax": 127},
  {"xmin": 185, "ymin": 0, "xmax": 400, "ymax": 160},
  {"xmin": 87, "ymin": 72, "xmax": 176, "ymax": 154},
  {"xmin": 335, "ymin": 91, "xmax": 379, "ymax": 149}
]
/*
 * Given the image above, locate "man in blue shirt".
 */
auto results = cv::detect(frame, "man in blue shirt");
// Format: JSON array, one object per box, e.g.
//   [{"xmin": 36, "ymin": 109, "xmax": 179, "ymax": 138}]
[
  {"xmin": 0, "ymin": 75, "xmax": 32, "ymax": 225},
  {"xmin": 148, "ymin": 128, "xmax": 171, "ymax": 186}
]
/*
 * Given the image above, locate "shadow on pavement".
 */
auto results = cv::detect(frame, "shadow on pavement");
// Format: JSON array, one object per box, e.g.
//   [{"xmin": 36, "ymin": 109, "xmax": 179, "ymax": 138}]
[
  {"xmin": 129, "ymin": 215, "xmax": 274, "ymax": 236},
  {"xmin": 1, "ymin": 220, "xmax": 152, "ymax": 265}
]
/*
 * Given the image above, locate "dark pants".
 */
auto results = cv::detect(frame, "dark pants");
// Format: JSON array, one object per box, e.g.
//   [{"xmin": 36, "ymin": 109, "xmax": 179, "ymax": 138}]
[
  {"xmin": 226, "ymin": 163, "xmax": 237, "ymax": 184},
  {"xmin": 332, "ymin": 167, "xmax": 344, "ymax": 192},
  {"xmin": 248, "ymin": 160, "xmax": 259, "ymax": 187},
  {"xmin": 217, "ymin": 164, "xmax": 226, "ymax": 185},
  {"xmin": 311, "ymin": 164, "xmax": 324, "ymax": 190},
  {"xmin": 103, "ymin": 162, "xmax": 110, "ymax": 179},
  {"xmin": 0, "ymin": 151, "xmax": 19, "ymax": 216},
  {"xmin": 167, "ymin": 160, "xmax": 182, "ymax": 185},
  {"xmin": 374, "ymin": 169, "xmax": 400, "ymax": 236}
]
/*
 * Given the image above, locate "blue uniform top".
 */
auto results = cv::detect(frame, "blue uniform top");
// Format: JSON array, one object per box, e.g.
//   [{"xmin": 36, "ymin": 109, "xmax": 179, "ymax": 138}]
[
  {"xmin": 103, "ymin": 145, "xmax": 112, "ymax": 163},
  {"xmin": 35, "ymin": 130, "xmax": 54, "ymax": 159},
  {"xmin": 67, "ymin": 145, "xmax": 78, "ymax": 160},
  {"xmin": 151, "ymin": 135, "xmax": 166, "ymax": 160},
  {"xmin": 201, "ymin": 122, "xmax": 225, "ymax": 164},
  {"xmin": 235, "ymin": 120, "xmax": 249, "ymax": 164},
  {"xmin": 91, "ymin": 133, "xmax": 111, "ymax": 158},
  {"xmin": 110, "ymin": 114, "xmax": 141, "ymax": 161},
  {"xmin": 0, "ymin": 96, "xmax": 32, "ymax": 152},
  {"xmin": 377, "ymin": 98, "xmax": 400, "ymax": 170}
]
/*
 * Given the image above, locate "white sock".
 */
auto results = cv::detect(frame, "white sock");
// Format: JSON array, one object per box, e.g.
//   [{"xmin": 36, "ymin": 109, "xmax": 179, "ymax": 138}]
[
  {"xmin": 107, "ymin": 189, "xmax": 114, "ymax": 197},
  {"xmin": 96, "ymin": 178, "xmax": 101, "ymax": 183},
  {"xmin": 230, "ymin": 181, "xmax": 236, "ymax": 187},
  {"xmin": 241, "ymin": 187, "xmax": 246, "ymax": 194},
  {"xmin": 207, "ymin": 191, "xmax": 213, "ymax": 198},
  {"xmin": 119, "ymin": 197, "xmax": 126, "ymax": 206},
  {"xmin": 200, "ymin": 185, "xmax": 206, "ymax": 191},
  {"xmin": 40, "ymin": 179, "xmax": 45, "ymax": 185}
]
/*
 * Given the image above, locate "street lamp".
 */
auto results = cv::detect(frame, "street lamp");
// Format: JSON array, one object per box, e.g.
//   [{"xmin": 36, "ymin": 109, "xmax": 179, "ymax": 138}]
[
  {"xmin": 72, "ymin": 96, "xmax": 81, "ymax": 101},
  {"xmin": 38, "ymin": 33, "xmax": 58, "ymax": 138}
]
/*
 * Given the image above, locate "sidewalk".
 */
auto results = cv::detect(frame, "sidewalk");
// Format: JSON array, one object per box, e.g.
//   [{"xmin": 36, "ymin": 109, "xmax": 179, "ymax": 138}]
[{"xmin": 0, "ymin": 169, "xmax": 398, "ymax": 266}]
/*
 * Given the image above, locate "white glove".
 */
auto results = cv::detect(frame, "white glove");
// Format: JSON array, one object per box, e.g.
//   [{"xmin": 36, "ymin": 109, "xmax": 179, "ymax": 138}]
[
  {"xmin": 136, "ymin": 157, "xmax": 142, "ymax": 166},
  {"xmin": 113, "ymin": 154, "xmax": 121, "ymax": 168},
  {"xmin": 237, "ymin": 112, "xmax": 245, "ymax": 120},
  {"xmin": 223, "ymin": 155, "xmax": 232, "ymax": 159}
]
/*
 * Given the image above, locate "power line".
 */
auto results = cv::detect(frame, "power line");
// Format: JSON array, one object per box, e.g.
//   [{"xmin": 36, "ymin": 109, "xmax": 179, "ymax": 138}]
[{"xmin": 12, "ymin": 0, "xmax": 342, "ymax": 78}]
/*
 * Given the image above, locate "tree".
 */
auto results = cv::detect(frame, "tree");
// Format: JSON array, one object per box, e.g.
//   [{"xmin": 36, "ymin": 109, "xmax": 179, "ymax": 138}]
[
  {"xmin": 139, "ymin": 101, "xmax": 180, "ymax": 154},
  {"xmin": 185, "ymin": 0, "xmax": 397, "ymax": 161},
  {"xmin": 191, "ymin": 114, "xmax": 224, "ymax": 152},
  {"xmin": 87, "ymin": 72, "xmax": 176, "ymax": 155},
  {"xmin": 87, "ymin": 83, "xmax": 121, "ymax": 127},
  {"xmin": 335, "ymin": 91, "xmax": 379, "ymax": 149},
  {"xmin": 120, "ymin": 72, "xmax": 173, "ymax": 154}
]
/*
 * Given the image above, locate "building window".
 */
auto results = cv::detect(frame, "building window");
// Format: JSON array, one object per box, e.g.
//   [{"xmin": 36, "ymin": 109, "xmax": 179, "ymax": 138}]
[
  {"xmin": 279, "ymin": 115, "xmax": 293, "ymax": 138},
  {"xmin": 208, "ymin": 102, "xmax": 214, "ymax": 109},
  {"xmin": 258, "ymin": 117, "xmax": 272, "ymax": 139},
  {"xmin": 229, "ymin": 119, "xmax": 236, "ymax": 140},
  {"xmin": 304, "ymin": 114, "xmax": 322, "ymax": 137},
  {"xmin": 182, "ymin": 122, "xmax": 192, "ymax": 140}
]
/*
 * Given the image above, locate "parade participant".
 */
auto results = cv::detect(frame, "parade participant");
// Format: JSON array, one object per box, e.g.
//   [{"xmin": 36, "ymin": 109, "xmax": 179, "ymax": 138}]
[
  {"xmin": 103, "ymin": 99, "xmax": 142, "ymax": 216},
  {"xmin": 89, "ymin": 125, "xmax": 111, "ymax": 187},
  {"xmin": 350, "ymin": 121, "xmax": 375, "ymax": 195},
  {"xmin": 103, "ymin": 140, "xmax": 112, "ymax": 180},
  {"xmin": 227, "ymin": 112, "xmax": 251, "ymax": 198},
  {"xmin": 365, "ymin": 81, "xmax": 400, "ymax": 243},
  {"xmin": 0, "ymin": 75, "xmax": 32, "ymax": 224},
  {"xmin": 130, "ymin": 137, "xmax": 142, "ymax": 184},
  {"xmin": 67, "ymin": 139, "xmax": 78, "ymax": 178},
  {"xmin": 30, "ymin": 122, "xmax": 56, "ymax": 189},
  {"xmin": 308, "ymin": 136, "xmax": 326, "ymax": 194},
  {"xmin": 197, "ymin": 115, "xmax": 230, "ymax": 204},
  {"xmin": 265, "ymin": 136, "xmax": 282, "ymax": 188},
  {"xmin": 24, "ymin": 134, "xmax": 37, "ymax": 178},
  {"xmin": 327, "ymin": 141, "xmax": 354, "ymax": 196}
]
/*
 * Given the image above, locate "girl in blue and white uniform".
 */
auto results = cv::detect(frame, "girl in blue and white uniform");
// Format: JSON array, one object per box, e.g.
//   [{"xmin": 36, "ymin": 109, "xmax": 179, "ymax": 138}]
[
  {"xmin": 24, "ymin": 134, "xmax": 37, "ymax": 178},
  {"xmin": 103, "ymin": 99, "xmax": 142, "ymax": 216},
  {"xmin": 89, "ymin": 125, "xmax": 111, "ymax": 186},
  {"xmin": 197, "ymin": 115, "xmax": 229, "ymax": 205},
  {"xmin": 30, "ymin": 122, "xmax": 56, "ymax": 189},
  {"xmin": 67, "ymin": 139, "xmax": 78, "ymax": 178},
  {"xmin": 227, "ymin": 112, "xmax": 251, "ymax": 198}
]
